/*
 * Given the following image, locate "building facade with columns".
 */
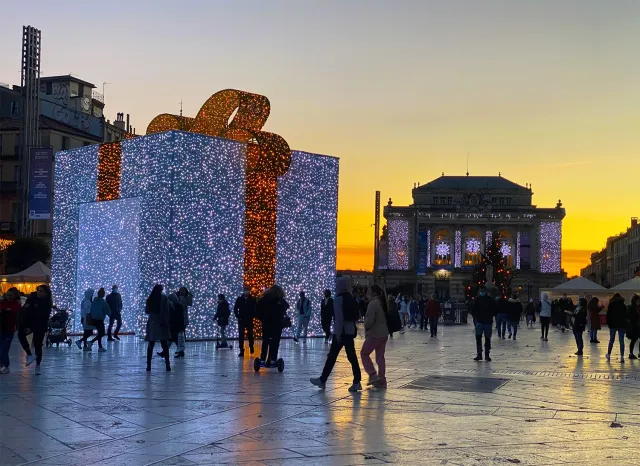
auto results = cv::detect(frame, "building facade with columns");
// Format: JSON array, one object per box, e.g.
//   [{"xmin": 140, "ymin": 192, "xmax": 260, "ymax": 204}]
[{"xmin": 380, "ymin": 175, "xmax": 566, "ymax": 301}]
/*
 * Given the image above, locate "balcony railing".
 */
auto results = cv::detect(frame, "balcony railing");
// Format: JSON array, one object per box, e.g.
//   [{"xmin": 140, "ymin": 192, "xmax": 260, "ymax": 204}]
[{"xmin": 92, "ymin": 91, "xmax": 104, "ymax": 103}]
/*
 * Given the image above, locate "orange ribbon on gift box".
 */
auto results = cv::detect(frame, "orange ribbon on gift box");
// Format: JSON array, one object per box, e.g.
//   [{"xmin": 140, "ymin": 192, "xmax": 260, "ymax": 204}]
[{"xmin": 97, "ymin": 89, "xmax": 291, "ymax": 295}]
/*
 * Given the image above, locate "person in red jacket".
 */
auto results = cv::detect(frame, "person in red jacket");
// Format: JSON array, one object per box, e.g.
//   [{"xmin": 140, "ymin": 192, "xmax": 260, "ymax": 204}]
[
  {"xmin": 0, "ymin": 287, "xmax": 22, "ymax": 374},
  {"xmin": 425, "ymin": 294, "xmax": 442, "ymax": 337}
]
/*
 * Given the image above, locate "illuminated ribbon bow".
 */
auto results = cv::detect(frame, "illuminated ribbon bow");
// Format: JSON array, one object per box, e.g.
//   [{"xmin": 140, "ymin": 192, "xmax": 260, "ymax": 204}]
[
  {"xmin": 147, "ymin": 90, "xmax": 291, "ymax": 294},
  {"xmin": 97, "ymin": 89, "xmax": 291, "ymax": 295}
]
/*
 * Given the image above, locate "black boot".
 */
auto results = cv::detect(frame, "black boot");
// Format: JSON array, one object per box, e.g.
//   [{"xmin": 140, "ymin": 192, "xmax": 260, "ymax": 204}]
[
  {"xmin": 146, "ymin": 346, "xmax": 153, "ymax": 372},
  {"xmin": 165, "ymin": 355, "xmax": 171, "ymax": 372},
  {"xmin": 485, "ymin": 352, "xmax": 492, "ymax": 362},
  {"xmin": 474, "ymin": 354, "xmax": 483, "ymax": 361}
]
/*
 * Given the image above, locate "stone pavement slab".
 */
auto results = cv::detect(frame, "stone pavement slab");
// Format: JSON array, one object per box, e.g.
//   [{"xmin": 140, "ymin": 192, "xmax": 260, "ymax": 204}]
[{"xmin": 0, "ymin": 322, "xmax": 638, "ymax": 465}]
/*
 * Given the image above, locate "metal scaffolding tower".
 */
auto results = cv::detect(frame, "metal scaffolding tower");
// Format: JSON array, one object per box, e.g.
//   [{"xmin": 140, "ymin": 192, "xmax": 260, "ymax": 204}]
[{"xmin": 19, "ymin": 25, "xmax": 42, "ymax": 237}]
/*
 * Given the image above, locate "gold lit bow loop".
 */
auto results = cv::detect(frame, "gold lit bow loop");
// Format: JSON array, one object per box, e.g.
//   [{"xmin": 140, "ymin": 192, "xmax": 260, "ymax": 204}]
[{"xmin": 146, "ymin": 89, "xmax": 292, "ymax": 295}]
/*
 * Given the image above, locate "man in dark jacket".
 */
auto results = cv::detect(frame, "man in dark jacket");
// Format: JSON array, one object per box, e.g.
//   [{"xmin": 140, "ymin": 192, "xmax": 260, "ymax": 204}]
[
  {"xmin": 311, "ymin": 278, "xmax": 361, "ymax": 392},
  {"xmin": 506, "ymin": 294, "xmax": 523, "ymax": 340},
  {"xmin": 320, "ymin": 290, "xmax": 334, "ymax": 343},
  {"xmin": 234, "ymin": 286, "xmax": 256, "ymax": 357},
  {"xmin": 214, "ymin": 294, "xmax": 231, "ymax": 347},
  {"xmin": 472, "ymin": 286, "xmax": 497, "ymax": 361},
  {"xmin": 606, "ymin": 293, "xmax": 628, "ymax": 362},
  {"xmin": 106, "ymin": 285, "xmax": 123, "ymax": 341}
]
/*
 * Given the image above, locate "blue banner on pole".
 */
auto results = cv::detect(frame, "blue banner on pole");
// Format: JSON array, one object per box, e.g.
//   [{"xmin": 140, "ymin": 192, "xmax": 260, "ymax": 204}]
[{"xmin": 28, "ymin": 147, "xmax": 52, "ymax": 220}]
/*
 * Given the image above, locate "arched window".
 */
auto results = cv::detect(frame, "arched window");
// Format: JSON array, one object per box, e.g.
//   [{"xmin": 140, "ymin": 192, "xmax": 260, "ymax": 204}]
[
  {"xmin": 464, "ymin": 230, "xmax": 483, "ymax": 267},
  {"xmin": 433, "ymin": 229, "xmax": 452, "ymax": 266}
]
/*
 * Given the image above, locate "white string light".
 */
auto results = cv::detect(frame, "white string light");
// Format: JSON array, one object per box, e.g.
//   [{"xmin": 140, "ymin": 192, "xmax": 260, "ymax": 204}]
[
  {"xmin": 388, "ymin": 219, "xmax": 409, "ymax": 270},
  {"xmin": 276, "ymin": 151, "xmax": 339, "ymax": 337},
  {"xmin": 52, "ymin": 132, "xmax": 339, "ymax": 338},
  {"xmin": 539, "ymin": 222, "xmax": 562, "ymax": 273}
]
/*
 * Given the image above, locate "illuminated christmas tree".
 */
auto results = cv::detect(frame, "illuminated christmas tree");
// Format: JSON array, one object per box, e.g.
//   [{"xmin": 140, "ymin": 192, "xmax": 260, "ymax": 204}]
[{"xmin": 469, "ymin": 231, "xmax": 513, "ymax": 299}]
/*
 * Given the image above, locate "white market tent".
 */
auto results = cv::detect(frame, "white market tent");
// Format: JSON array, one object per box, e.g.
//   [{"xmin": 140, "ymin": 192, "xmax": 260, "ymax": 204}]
[
  {"xmin": 541, "ymin": 277, "xmax": 610, "ymax": 302},
  {"xmin": 0, "ymin": 261, "xmax": 51, "ymax": 294},
  {"xmin": 554, "ymin": 277, "xmax": 606, "ymax": 292},
  {"xmin": 611, "ymin": 276, "xmax": 640, "ymax": 291},
  {"xmin": 611, "ymin": 276, "xmax": 640, "ymax": 299}
]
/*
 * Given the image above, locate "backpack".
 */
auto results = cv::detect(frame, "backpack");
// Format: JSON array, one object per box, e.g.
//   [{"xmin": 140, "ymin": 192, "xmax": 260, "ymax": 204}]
[
  {"xmin": 340, "ymin": 293, "xmax": 359, "ymax": 322},
  {"xmin": 385, "ymin": 301, "xmax": 402, "ymax": 334}
]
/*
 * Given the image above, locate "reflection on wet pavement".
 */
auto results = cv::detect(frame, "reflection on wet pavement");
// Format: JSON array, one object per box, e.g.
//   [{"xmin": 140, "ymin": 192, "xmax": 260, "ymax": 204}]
[{"xmin": 0, "ymin": 324, "xmax": 638, "ymax": 465}]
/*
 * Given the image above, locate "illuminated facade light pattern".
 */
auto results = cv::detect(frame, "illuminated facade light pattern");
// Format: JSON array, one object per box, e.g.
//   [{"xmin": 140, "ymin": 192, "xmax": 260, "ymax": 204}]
[
  {"xmin": 275, "ymin": 151, "xmax": 339, "ymax": 337},
  {"xmin": 539, "ymin": 221, "xmax": 562, "ymax": 274},
  {"xmin": 426, "ymin": 230, "xmax": 431, "ymax": 268},
  {"xmin": 466, "ymin": 238, "xmax": 481, "ymax": 254},
  {"xmin": 119, "ymin": 132, "xmax": 247, "ymax": 338},
  {"xmin": 76, "ymin": 198, "xmax": 141, "ymax": 333},
  {"xmin": 388, "ymin": 219, "xmax": 409, "ymax": 270},
  {"xmin": 500, "ymin": 243, "xmax": 511, "ymax": 257},
  {"xmin": 485, "ymin": 231, "xmax": 492, "ymax": 246},
  {"xmin": 435, "ymin": 242, "xmax": 450, "ymax": 257},
  {"xmin": 51, "ymin": 145, "xmax": 99, "ymax": 329},
  {"xmin": 454, "ymin": 230, "xmax": 462, "ymax": 268},
  {"xmin": 516, "ymin": 232, "xmax": 521, "ymax": 269}
]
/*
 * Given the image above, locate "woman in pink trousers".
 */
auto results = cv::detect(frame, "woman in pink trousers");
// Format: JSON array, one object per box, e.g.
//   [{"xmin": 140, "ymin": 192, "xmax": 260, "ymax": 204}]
[{"xmin": 361, "ymin": 285, "xmax": 389, "ymax": 388}]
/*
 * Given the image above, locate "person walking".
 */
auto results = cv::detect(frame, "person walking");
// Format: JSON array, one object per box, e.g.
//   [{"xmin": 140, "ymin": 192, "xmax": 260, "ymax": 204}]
[
  {"xmin": 425, "ymin": 294, "xmax": 441, "ymax": 338},
  {"xmin": 214, "ymin": 294, "xmax": 231, "ymax": 347},
  {"xmin": 386, "ymin": 294, "xmax": 401, "ymax": 339},
  {"xmin": 311, "ymin": 277, "xmax": 362, "ymax": 392},
  {"xmin": 145, "ymin": 285, "xmax": 171, "ymax": 372},
  {"xmin": 471, "ymin": 286, "xmax": 497, "ymax": 361},
  {"xmin": 256, "ymin": 285, "xmax": 289, "ymax": 366},
  {"xmin": 76, "ymin": 288, "xmax": 95, "ymax": 351},
  {"xmin": 506, "ymin": 294, "xmax": 523, "ymax": 340},
  {"xmin": 606, "ymin": 293, "xmax": 627, "ymax": 362},
  {"xmin": 106, "ymin": 285, "xmax": 123, "ymax": 342},
  {"xmin": 627, "ymin": 295, "xmax": 640, "ymax": 359},
  {"xmin": 88, "ymin": 288, "xmax": 111, "ymax": 352},
  {"xmin": 419, "ymin": 295, "xmax": 428, "ymax": 331},
  {"xmin": 234, "ymin": 286, "xmax": 256, "ymax": 357},
  {"xmin": 539, "ymin": 292, "xmax": 552, "ymax": 341},
  {"xmin": 495, "ymin": 295, "xmax": 508, "ymax": 339},
  {"xmin": 157, "ymin": 293, "xmax": 184, "ymax": 358},
  {"xmin": 408, "ymin": 297, "xmax": 419, "ymax": 329},
  {"xmin": 320, "ymin": 289, "xmax": 334, "ymax": 343},
  {"xmin": 396, "ymin": 295, "xmax": 409, "ymax": 334},
  {"xmin": 17, "ymin": 285, "xmax": 53, "ymax": 375},
  {"xmin": 558, "ymin": 293, "xmax": 573, "ymax": 332},
  {"xmin": 361, "ymin": 285, "xmax": 389, "ymax": 388},
  {"xmin": 525, "ymin": 299, "xmax": 536, "ymax": 328},
  {"xmin": 588, "ymin": 296, "xmax": 603, "ymax": 343},
  {"xmin": 175, "ymin": 287, "xmax": 192, "ymax": 357},
  {"xmin": 293, "ymin": 291, "xmax": 311, "ymax": 343},
  {"xmin": 572, "ymin": 297, "xmax": 588, "ymax": 356},
  {"xmin": 0, "ymin": 287, "xmax": 21, "ymax": 374}
]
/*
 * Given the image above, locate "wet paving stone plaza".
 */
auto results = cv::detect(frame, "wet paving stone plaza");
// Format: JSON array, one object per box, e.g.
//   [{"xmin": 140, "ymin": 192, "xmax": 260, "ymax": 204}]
[{"xmin": 1, "ymin": 323, "xmax": 640, "ymax": 465}]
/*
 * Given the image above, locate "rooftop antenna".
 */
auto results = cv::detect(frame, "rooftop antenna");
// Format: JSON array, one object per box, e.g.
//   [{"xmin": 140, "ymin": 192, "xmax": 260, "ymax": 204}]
[
  {"xmin": 179, "ymin": 99, "xmax": 183, "ymax": 117},
  {"xmin": 466, "ymin": 152, "xmax": 469, "ymax": 176}
]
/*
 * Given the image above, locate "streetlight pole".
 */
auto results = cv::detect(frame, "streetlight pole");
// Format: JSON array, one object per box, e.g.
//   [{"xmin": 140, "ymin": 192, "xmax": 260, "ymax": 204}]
[{"xmin": 102, "ymin": 82, "xmax": 111, "ymax": 101}]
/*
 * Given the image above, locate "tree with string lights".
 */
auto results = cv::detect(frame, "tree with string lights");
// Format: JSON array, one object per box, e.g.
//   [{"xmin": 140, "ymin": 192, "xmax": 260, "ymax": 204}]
[{"xmin": 467, "ymin": 231, "xmax": 513, "ymax": 300}]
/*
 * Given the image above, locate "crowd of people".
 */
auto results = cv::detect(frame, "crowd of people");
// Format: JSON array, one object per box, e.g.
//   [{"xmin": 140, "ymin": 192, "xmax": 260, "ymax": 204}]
[
  {"xmin": 1, "ymin": 280, "xmax": 639, "ymax": 381},
  {"xmin": 469, "ymin": 288, "xmax": 640, "ymax": 363}
]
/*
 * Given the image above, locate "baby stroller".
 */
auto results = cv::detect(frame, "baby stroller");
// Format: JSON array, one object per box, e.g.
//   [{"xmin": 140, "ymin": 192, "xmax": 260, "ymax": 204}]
[{"xmin": 46, "ymin": 309, "xmax": 72, "ymax": 347}]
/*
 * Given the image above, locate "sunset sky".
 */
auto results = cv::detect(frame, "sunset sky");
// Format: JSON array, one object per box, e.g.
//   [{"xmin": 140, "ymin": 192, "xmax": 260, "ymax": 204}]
[{"xmin": 2, "ymin": 1, "xmax": 639, "ymax": 277}]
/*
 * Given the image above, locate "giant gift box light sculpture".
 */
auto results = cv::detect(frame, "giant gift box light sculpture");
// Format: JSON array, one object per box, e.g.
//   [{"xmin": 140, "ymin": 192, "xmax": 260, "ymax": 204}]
[{"xmin": 52, "ymin": 90, "xmax": 338, "ymax": 338}]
